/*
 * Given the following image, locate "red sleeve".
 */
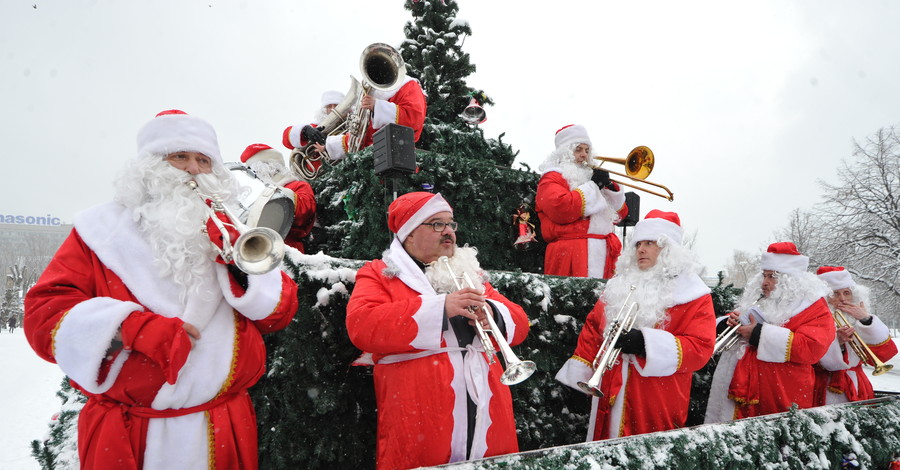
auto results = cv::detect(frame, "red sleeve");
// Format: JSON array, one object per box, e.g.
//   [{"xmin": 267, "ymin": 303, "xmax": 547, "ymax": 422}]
[
  {"xmin": 282, "ymin": 126, "xmax": 295, "ymax": 149},
  {"xmin": 252, "ymin": 272, "xmax": 299, "ymax": 334},
  {"xmin": 572, "ymin": 299, "xmax": 607, "ymax": 365},
  {"xmin": 284, "ymin": 180, "xmax": 317, "ymax": 238},
  {"xmin": 669, "ymin": 295, "xmax": 716, "ymax": 373},
  {"xmin": 787, "ymin": 298, "xmax": 838, "ymax": 364},
  {"xmin": 389, "ymin": 80, "xmax": 427, "ymax": 141},
  {"xmin": 536, "ymin": 172, "xmax": 587, "ymax": 225},
  {"xmin": 345, "ymin": 261, "xmax": 428, "ymax": 355},
  {"xmin": 24, "ymin": 230, "xmax": 100, "ymax": 363}
]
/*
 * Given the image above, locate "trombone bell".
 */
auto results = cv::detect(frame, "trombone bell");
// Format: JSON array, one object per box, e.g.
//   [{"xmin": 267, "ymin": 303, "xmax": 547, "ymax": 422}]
[{"xmin": 592, "ymin": 145, "xmax": 674, "ymax": 201}]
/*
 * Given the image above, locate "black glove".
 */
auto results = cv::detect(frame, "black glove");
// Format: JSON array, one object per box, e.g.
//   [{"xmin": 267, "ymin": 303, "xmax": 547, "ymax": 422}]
[
  {"xmin": 591, "ymin": 169, "xmax": 613, "ymax": 190},
  {"xmin": 300, "ymin": 125, "xmax": 326, "ymax": 145},
  {"xmin": 613, "ymin": 329, "xmax": 645, "ymax": 356}
]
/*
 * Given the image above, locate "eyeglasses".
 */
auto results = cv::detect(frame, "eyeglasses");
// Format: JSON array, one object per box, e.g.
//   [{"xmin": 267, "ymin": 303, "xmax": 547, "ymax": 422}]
[{"xmin": 420, "ymin": 221, "xmax": 458, "ymax": 232}]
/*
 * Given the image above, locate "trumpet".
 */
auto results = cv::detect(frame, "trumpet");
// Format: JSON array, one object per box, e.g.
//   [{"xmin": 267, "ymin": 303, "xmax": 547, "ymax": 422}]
[
  {"xmin": 713, "ymin": 296, "xmax": 763, "ymax": 355},
  {"xmin": 577, "ymin": 285, "xmax": 638, "ymax": 397},
  {"xmin": 592, "ymin": 146, "xmax": 674, "ymax": 201},
  {"xmin": 438, "ymin": 256, "xmax": 536, "ymax": 385},
  {"xmin": 834, "ymin": 308, "xmax": 894, "ymax": 376},
  {"xmin": 188, "ymin": 180, "xmax": 285, "ymax": 275}
]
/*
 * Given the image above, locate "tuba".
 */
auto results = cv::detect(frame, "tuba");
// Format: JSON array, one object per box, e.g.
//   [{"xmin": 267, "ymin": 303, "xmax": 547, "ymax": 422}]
[
  {"xmin": 289, "ymin": 78, "xmax": 361, "ymax": 180},
  {"xmin": 346, "ymin": 43, "xmax": 407, "ymax": 153}
]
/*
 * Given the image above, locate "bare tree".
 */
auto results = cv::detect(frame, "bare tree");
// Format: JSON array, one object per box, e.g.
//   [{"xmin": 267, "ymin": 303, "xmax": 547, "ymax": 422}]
[{"xmin": 723, "ymin": 249, "xmax": 758, "ymax": 289}]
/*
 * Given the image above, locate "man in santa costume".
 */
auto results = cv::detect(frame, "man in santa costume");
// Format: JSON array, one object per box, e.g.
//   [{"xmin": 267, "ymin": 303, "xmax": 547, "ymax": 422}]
[
  {"xmin": 555, "ymin": 210, "xmax": 716, "ymax": 440},
  {"xmin": 704, "ymin": 242, "xmax": 834, "ymax": 423},
  {"xmin": 813, "ymin": 266, "xmax": 897, "ymax": 405},
  {"xmin": 239, "ymin": 143, "xmax": 317, "ymax": 253},
  {"xmin": 345, "ymin": 191, "xmax": 529, "ymax": 470},
  {"xmin": 284, "ymin": 65, "xmax": 427, "ymax": 164},
  {"xmin": 535, "ymin": 124, "xmax": 628, "ymax": 279},
  {"xmin": 24, "ymin": 110, "xmax": 299, "ymax": 469}
]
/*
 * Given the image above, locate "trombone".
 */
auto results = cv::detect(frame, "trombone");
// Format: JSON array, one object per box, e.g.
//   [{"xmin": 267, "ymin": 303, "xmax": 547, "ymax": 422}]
[
  {"xmin": 437, "ymin": 256, "xmax": 537, "ymax": 385},
  {"xmin": 833, "ymin": 309, "xmax": 894, "ymax": 376},
  {"xmin": 592, "ymin": 146, "xmax": 675, "ymax": 201},
  {"xmin": 577, "ymin": 285, "xmax": 638, "ymax": 397}
]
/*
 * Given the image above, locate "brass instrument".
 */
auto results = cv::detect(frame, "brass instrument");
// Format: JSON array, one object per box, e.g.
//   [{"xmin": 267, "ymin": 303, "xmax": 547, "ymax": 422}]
[
  {"xmin": 713, "ymin": 296, "xmax": 763, "ymax": 355},
  {"xmin": 289, "ymin": 78, "xmax": 362, "ymax": 180},
  {"xmin": 346, "ymin": 43, "xmax": 407, "ymax": 153},
  {"xmin": 438, "ymin": 256, "xmax": 536, "ymax": 385},
  {"xmin": 577, "ymin": 285, "xmax": 638, "ymax": 397},
  {"xmin": 592, "ymin": 146, "xmax": 674, "ymax": 201},
  {"xmin": 188, "ymin": 179, "xmax": 285, "ymax": 275},
  {"xmin": 834, "ymin": 309, "xmax": 893, "ymax": 376}
]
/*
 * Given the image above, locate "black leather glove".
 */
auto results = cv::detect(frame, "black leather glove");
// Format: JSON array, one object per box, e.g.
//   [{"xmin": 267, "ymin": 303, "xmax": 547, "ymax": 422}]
[
  {"xmin": 300, "ymin": 125, "xmax": 326, "ymax": 145},
  {"xmin": 613, "ymin": 329, "xmax": 645, "ymax": 356},
  {"xmin": 591, "ymin": 169, "xmax": 613, "ymax": 190}
]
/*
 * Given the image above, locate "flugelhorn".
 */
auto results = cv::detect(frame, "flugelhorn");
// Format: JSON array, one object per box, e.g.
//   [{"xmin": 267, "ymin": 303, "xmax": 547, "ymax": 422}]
[
  {"xmin": 713, "ymin": 296, "xmax": 763, "ymax": 355},
  {"xmin": 188, "ymin": 179, "xmax": 285, "ymax": 275},
  {"xmin": 592, "ymin": 146, "xmax": 675, "ymax": 201},
  {"xmin": 438, "ymin": 256, "xmax": 536, "ymax": 385},
  {"xmin": 833, "ymin": 308, "xmax": 893, "ymax": 376},
  {"xmin": 577, "ymin": 285, "xmax": 638, "ymax": 397}
]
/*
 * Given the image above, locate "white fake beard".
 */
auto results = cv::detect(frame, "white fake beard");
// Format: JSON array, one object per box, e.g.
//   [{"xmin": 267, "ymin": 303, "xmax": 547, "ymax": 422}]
[
  {"xmin": 602, "ymin": 239, "xmax": 699, "ymax": 330},
  {"xmin": 247, "ymin": 160, "xmax": 294, "ymax": 186},
  {"xmin": 114, "ymin": 158, "xmax": 241, "ymax": 303},
  {"xmin": 424, "ymin": 246, "xmax": 487, "ymax": 294},
  {"xmin": 539, "ymin": 144, "xmax": 593, "ymax": 189},
  {"xmin": 738, "ymin": 271, "xmax": 831, "ymax": 326}
]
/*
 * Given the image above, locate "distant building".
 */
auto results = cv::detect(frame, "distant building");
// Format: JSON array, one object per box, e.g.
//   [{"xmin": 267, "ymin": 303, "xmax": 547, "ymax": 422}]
[{"xmin": 0, "ymin": 222, "xmax": 72, "ymax": 321}]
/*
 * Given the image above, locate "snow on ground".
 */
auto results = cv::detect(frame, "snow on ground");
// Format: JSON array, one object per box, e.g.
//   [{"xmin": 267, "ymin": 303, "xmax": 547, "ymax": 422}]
[
  {"xmin": 1, "ymin": 329, "xmax": 899, "ymax": 469},
  {"xmin": 0, "ymin": 329, "xmax": 65, "ymax": 470}
]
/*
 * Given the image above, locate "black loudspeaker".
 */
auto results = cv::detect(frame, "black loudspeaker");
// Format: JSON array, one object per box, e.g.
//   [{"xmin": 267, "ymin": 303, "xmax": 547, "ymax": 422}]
[
  {"xmin": 373, "ymin": 123, "xmax": 416, "ymax": 176},
  {"xmin": 617, "ymin": 191, "xmax": 641, "ymax": 227}
]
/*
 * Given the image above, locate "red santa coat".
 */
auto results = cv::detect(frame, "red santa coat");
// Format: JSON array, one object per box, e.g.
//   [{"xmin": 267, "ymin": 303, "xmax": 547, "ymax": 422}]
[
  {"xmin": 705, "ymin": 297, "xmax": 835, "ymax": 423},
  {"xmin": 555, "ymin": 273, "xmax": 715, "ymax": 440},
  {"xmin": 24, "ymin": 202, "xmax": 298, "ymax": 469},
  {"xmin": 282, "ymin": 179, "xmax": 316, "ymax": 252},
  {"xmin": 535, "ymin": 171, "xmax": 627, "ymax": 279},
  {"xmin": 814, "ymin": 314, "xmax": 897, "ymax": 405},
  {"xmin": 345, "ymin": 238, "xmax": 528, "ymax": 470},
  {"xmin": 285, "ymin": 78, "xmax": 426, "ymax": 163}
]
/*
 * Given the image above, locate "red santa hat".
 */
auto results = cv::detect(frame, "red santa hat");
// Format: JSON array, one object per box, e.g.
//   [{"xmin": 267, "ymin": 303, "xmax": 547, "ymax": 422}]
[
  {"xmin": 631, "ymin": 209, "xmax": 683, "ymax": 245},
  {"xmin": 554, "ymin": 124, "xmax": 592, "ymax": 152},
  {"xmin": 816, "ymin": 265, "xmax": 855, "ymax": 291},
  {"xmin": 136, "ymin": 109, "xmax": 221, "ymax": 162},
  {"xmin": 388, "ymin": 192, "xmax": 453, "ymax": 242},
  {"xmin": 240, "ymin": 143, "xmax": 285, "ymax": 165},
  {"xmin": 760, "ymin": 242, "xmax": 809, "ymax": 275},
  {"xmin": 321, "ymin": 90, "xmax": 345, "ymax": 107}
]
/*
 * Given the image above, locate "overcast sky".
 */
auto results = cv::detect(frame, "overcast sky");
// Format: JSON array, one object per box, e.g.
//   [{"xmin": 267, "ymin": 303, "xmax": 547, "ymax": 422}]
[{"xmin": 2, "ymin": 0, "xmax": 899, "ymax": 273}]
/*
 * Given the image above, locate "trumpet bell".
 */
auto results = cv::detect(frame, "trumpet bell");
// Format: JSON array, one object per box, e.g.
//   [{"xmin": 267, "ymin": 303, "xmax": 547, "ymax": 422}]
[
  {"xmin": 576, "ymin": 381, "xmax": 604, "ymax": 398},
  {"xmin": 234, "ymin": 227, "xmax": 285, "ymax": 275},
  {"xmin": 873, "ymin": 363, "xmax": 894, "ymax": 376},
  {"xmin": 501, "ymin": 360, "xmax": 537, "ymax": 386}
]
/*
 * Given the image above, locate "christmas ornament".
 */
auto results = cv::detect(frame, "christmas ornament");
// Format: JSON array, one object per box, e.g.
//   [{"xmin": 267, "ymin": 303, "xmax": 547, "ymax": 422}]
[{"xmin": 512, "ymin": 204, "xmax": 537, "ymax": 251}]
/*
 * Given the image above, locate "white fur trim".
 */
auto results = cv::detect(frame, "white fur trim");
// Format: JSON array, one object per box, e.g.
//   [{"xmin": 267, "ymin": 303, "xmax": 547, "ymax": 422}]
[
  {"xmin": 143, "ymin": 413, "xmax": 208, "ymax": 470},
  {"xmin": 410, "ymin": 294, "xmax": 448, "ymax": 350},
  {"xmin": 818, "ymin": 270, "xmax": 854, "ymax": 291},
  {"xmin": 632, "ymin": 328, "xmax": 679, "ymax": 377},
  {"xmin": 555, "ymin": 357, "xmax": 594, "ymax": 393},
  {"xmin": 756, "ymin": 324, "xmax": 793, "ymax": 363},
  {"xmin": 54, "ymin": 297, "xmax": 139, "ymax": 394},
  {"xmin": 321, "ymin": 90, "xmax": 344, "ymax": 107},
  {"xmin": 855, "ymin": 314, "xmax": 891, "ymax": 345},
  {"xmin": 325, "ymin": 134, "xmax": 347, "ymax": 161},
  {"xmin": 136, "ymin": 113, "xmax": 221, "ymax": 162},
  {"xmin": 818, "ymin": 339, "xmax": 851, "ymax": 371},
  {"xmin": 555, "ymin": 125, "xmax": 591, "ymax": 151},
  {"xmin": 384, "ymin": 238, "xmax": 437, "ymax": 295},
  {"xmin": 245, "ymin": 148, "xmax": 284, "ymax": 165},
  {"xmin": 632, "ymin": 217, "xmax": 683, "ymax": 246},
  {"xmin": 578, "ymin": 181, "xmax": 606, "ymax": 216},
  {"xmin": 371, "ymin": 99, "xmax": 398, "ymax": 131},
  {"xmin": 704, "ymin": 346, "xmax": 743, "ymax": 424},
  {"xmin": 486, "ymin": 298, "xmax": 516, "ymax": 345},
  {"xmin": 606, "ymin": 361, "xmax": 629, "ymax": 438},
  {"xmin": 395, "ymin": 193, "xmax": 452, "ymax": 243},
  {"xmin": 760, "ymin": 252, "xmax": 809, "ymax": 275},
  {"xmin": 288, "ymin": 125, "xmax": 303, "ymax": 148},
  {"xmin": 671, "ymin": 273, "xmax": 712, "ymax": 305},
  {"xmin": 216, "ymin": 266, "xmax": 284, "ymax": 321}
]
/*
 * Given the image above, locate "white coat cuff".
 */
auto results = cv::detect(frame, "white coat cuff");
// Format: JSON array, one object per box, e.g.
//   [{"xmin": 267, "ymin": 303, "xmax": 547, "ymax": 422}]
[
  {"xmin": 371, "ymin": 100, "xmax": 398, "ymax": 130},
  {"xmin": 757, "ymin": 324, "xmax": 792, "ymax": 363},
  {"xmin": 818, "ymin": 339, "xmax": 850, "ymax": 371},
  {"xmin": 217, "ymin": 266, "xmax": 285, "ymax": 321},
  {"xmin": 54, "ymin": 297, "xmax": 138, "ymax": 394},
  {"xmin": 410, "ymin": 294, "xmax": 447, "ymax": 350},
  {"xmin": 634, "ymin": 328, "xmax": 679, "ymax": 376},
  {"xmin": 325, "ymin": 135, "xmax": 347, "ymax": 161},
  {"xmin": 577, "ymin": 181, "xmax": 608, "ymax": 216},
  {"xmin": 555, "ymin": 356, "xmax": 594, "ymax": 394},
  {"xmin": 855, "ymin": 315, "xmax": 890, "ymax": 345}
]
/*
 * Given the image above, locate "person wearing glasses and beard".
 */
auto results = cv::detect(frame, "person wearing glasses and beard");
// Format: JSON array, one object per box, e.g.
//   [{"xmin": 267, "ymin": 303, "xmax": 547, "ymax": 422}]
[{"xmin": 346, "ymin": 191, "xmax": 530, "ymax": 470}]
